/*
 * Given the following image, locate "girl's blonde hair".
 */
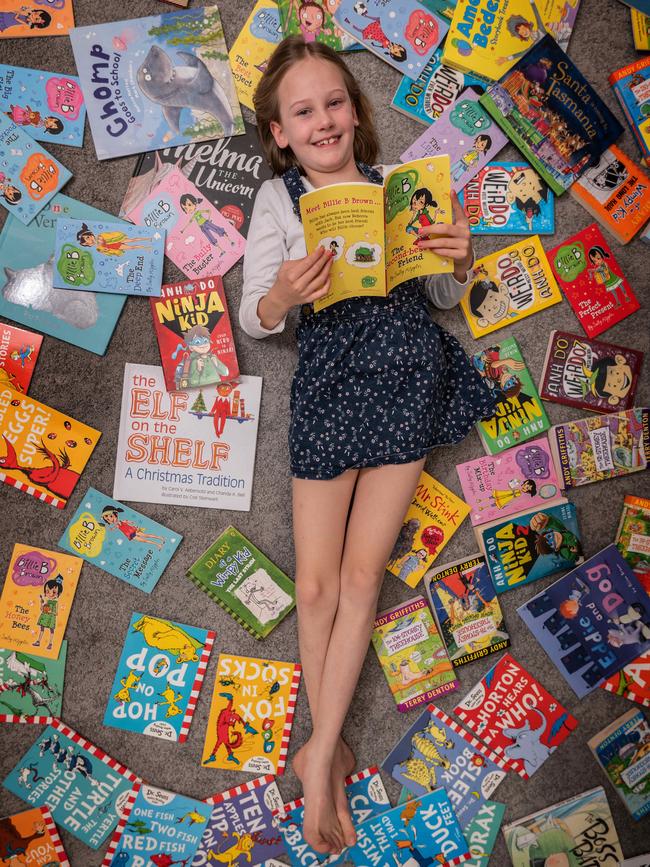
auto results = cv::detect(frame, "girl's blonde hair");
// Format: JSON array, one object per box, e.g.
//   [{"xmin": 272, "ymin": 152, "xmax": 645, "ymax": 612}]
[{"xmin": 254, "ymin": 36, "xmax": 379, "ymax": 176}]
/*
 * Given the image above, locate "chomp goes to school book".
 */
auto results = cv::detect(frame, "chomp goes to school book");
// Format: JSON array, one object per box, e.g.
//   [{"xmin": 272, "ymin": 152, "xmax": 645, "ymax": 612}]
[{"xmin": 300, "ymin": 156, "xmax": 452, "ymax": 312}]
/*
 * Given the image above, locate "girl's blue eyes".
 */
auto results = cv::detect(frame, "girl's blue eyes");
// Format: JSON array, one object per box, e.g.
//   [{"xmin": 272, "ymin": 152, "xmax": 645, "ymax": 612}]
[{"xmin": 296, "ymin": 99, "xmax": 344, "ymax": 116}]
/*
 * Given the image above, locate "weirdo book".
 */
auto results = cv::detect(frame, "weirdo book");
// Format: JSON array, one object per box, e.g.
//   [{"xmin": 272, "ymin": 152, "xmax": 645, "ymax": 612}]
[
  {"xmin": 0, "ymin": 323, "xmax": 41, "ymax": 393},
  {"xmin": 0, "ymin": 641, "xmax": 66, "ymax": 722},
  {"xmin": 0, "ymin": 805, "xmax": 69, "ymax": 867}
]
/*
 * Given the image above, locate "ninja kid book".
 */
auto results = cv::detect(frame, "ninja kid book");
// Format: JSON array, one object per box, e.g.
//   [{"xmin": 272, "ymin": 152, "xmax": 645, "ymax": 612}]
[
  {"xmin": 0, "ymin": 323, "xmax": 41, "ymax": 393},
  {"xmin": 0, "ymin": 641, "xmax": 66, "ymax": 723},
  {"xmin": 0, "ymin": 805, "xmax": 69, "ymax": 867}
]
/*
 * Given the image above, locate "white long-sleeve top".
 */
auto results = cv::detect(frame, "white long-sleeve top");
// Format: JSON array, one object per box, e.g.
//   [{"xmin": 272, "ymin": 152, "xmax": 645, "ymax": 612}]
[{"xmin": 239, "ymin": 173, "xmax": 474, "ymax": 340}]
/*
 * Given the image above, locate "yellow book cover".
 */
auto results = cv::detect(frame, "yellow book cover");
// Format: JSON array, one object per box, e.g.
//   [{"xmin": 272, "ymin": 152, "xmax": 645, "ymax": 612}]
[
  {"xmin": 459, "ymin": 236, "xmax": 561, "ymax": 339},
  {"xmin": 387, "ymin": 470, "xmax": 470, "ymax": 588},
  {"xmin": 300, "ymin": 156, "xmax": 453, "ymax": 312},
  {"xmin": 201, "ymin": 653, "xmax": 301, "ymax": 774},
  {"xmin": 632, "ymin": 9, "xmax": 650, "ymax": 51},
  {"xmin": 228, "ymin": 0, "xmax": 282, "ymax": 111},
  {"xmin": 0, "ymin": 543, "xmax": 82, "ymax": 659}
]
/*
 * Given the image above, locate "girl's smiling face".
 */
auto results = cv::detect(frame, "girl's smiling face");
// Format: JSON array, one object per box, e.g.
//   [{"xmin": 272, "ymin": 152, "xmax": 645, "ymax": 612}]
[
  {"xmin": 44, "ymin": 584, "xmax": 58, "ymax": 599},
  {"xmin": 410, "ymin": 193, "xmax": 426, "ymax": 212},
  {"xmin": 590, "ymin": 251, "xmax": 604, "ymax": 266},
  {"xmin": 300, "ymin": 4, "xmax": 324, "ymax": 32},
  {"xmin": 181, "ymin": 200, "xmax": 196, "ymax": 214}
]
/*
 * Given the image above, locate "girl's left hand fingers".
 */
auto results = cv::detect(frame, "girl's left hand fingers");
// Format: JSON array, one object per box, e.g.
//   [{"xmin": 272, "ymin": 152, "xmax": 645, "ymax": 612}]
[
  {"xmin": 418, "ymin": 221, "xmax": 469, "ymax": 238},
  {"xmin": 451, "ymin": 190, "xmax": 469, "ymax": 227}
]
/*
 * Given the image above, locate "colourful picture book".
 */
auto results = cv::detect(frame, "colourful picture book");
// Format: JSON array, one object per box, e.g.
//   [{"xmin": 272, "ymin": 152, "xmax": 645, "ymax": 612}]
[
  {"xmin": 103, "ymin": 612, "xmax": 215, "ymax": 743},
  {"xmin": 150, "ymin": 277, "xmax": 239, "ymax": 393},
  {"xmin": 517, "ymin": 545, "xmax": 650, "ymax": 698},
  {"xmin": 277, "ymin": 0, "xmax": 356, "ymax": 53},
  {"xmin": 470, "ymin": 337, "xmax": 550, "ymax": 454},
  {"xmin": 401, "ymin": 87, "xmax": 508, "ymax": 192},
  {"xmin": 59, "ymin": 488, "xmax": 182, "ymax": 593},
  {"xmin": 480, "ymin": 35, "xmax": 624, "ymax": 195},
  {"xmin": 113, "ymin": 363, "xmax": 262, "ymax": 512},
  {"xmin": 426, "ymin": 554, "xmax": 510, "ymax": 666},
  {"xmin": 0, "ymin": 387, "xmax": 100, "ymax": 508},
  {"xmin": 201, "ymin": 653, "xmax": 301, "ymax": 774},
  {"xmin": 3, "ymin": 719, "xmax": 139, "ymax": 848},
  {"xmin": 540, "ymin": 0, "xmax": 582, "ymax": 51},
  {"xmin": 70, "ymin": 7, "xmax": 244, "ymax": 161},
  {"xmin": 459, "ymin": 237, "xmax": 561, "ymax": 339},
  {"xmin": 229, "ymin": 0, "xmax": 282, "ymax": 111},
  {"xmin": 610, "ymin": 54, "xmax": 650, "ymax": 164},
  {"xmin": 461, "ymin": 800, "xmax": 506, "ymax": 867},
  {"xmin": 387, "ymin": 468, "xmax": 470, "ymax": 588},
  {"xmin": 372, "ymin": 595, "xmax": 458, "ymax": 711},
  {"xmin": 632, "ymin": 8, "xmax": 650, "ymax": 49},
  {"xmin": 0, "ymin": 544, "xmax": 82, "ymax": 660},
  {"xmin": 549, "ymin": 407, "xmax": 650, "ymax": 489},
  {"xmin": 616, "ymin": 494, "xmax": 650, "ymax": 581},
  {"xmin": 459, "ymin": 160, "xmax": 555, "ymax": 235},
  {"xmin": 186, "ymin": 525, "xmax": 295, "ymax": 639},
  {"xmin": 502, "ymin": 787, "xmax": 624, "ymax": 867},
  {"xmin": 0, "ymin": 805, "xmax": 69, "ymax": 867},
  {"xmin": 602, "ymin": 650, "xmax": 650, "ymax": 709},
  {"xmin": 0, "ymin": 323, "xmax": 41, "ymax": 393},
  {"xmin": 454, "ymin": 653, "xmax": 578, "ymax": 779},
  {"xmin": 0, "ymin": 641, "xmax": 66, "ymax": 722},
  {"xmin": 0, "ymin": 1, "xmax": 74, "ymax": 38}
]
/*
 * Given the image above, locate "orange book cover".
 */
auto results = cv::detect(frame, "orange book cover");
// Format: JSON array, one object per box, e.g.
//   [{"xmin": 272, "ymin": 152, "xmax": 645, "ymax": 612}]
[{"xmin": 0, "ymin": 0, "xmax": 74, "ymax": 37}]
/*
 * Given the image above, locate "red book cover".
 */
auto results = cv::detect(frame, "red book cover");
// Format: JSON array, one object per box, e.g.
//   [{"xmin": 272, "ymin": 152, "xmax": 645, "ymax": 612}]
[
  {"xmin": 0, "ymin": 324, "xmax": 42, "ymax": 393},
  {"xmin": 149, "ymin": 277, "xmax": 239, "ymax": 393},
  {"xmin": 547, "ymin": 224, "xmax": 639, "ymax": 338},
  {"xmin": 453, "ymin": 653, "xmax": 578, "ymax": 780}
]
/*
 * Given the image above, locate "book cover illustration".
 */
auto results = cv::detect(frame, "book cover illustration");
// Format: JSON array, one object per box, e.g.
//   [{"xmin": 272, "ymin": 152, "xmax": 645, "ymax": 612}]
[
  {"xmin": 0, "ymin": 323, "xmax": 41, "ymax": 393},
  {"xmin": 0, "ymin": 1, "xmax": 74, "ymax": 38},
  {"xmin": 201, "ymin": 653, "xmax": 301, "ymax": 774},
  {"xmin": 187, "ymin": 526, "xmax": 295, "ymax": 640},
  {"xmin": 372, "ymin": 595, "xmax": 458, "ymax": 711},
  {"xmin": 602, "ymin": 652, "xmax": 650, "ymax": 710},
  {"xmin": 0, "ymin": 194, "xmax": 127, "ymax": 356},
  {"xmin": 616, "ymin": 494, "xmax": 650, "ymax": 581},
  {"xmin": 0, "ymin": 641, "xmax": 66, "ymax": 722},
  {"xmin": 459, "ymin": 236, "xmax": 561, "ymax": 339},
  {"xmin": 480, "ymin": 501, "xmax": 583, "ymax": 593},
  {"xmin": 548, "ymin": 224, "xmax": 640, "ymax": 338},
  {"xmin": 69, "ymin": 6, "xmax": 244, "ymax": 161},
  {"xmin": 104, "ymin": 612, "xmax": 215, "ymax": 743},
  {"xmin": 632, "ymin": 8, "xmax": 650, "ymax": 50},
  {"xmin": 0, "ymin": 113, "xmax": 71, "ymax": 226},
  {"xmin": 59, "ymin": 487, "xmax": 183, "ymax": 594},
  {"xmin": 539, "ymin": 0, "xmax": 582, "ymax": 51},
  {"xmin": 460, "ymin": 800, "xmax": 505, "ymax": 867},
  {"xmin": 113, "ymin": 364, "xmax": 261, "ymax": 512},
  {"xmin": 0, "ymin": 805, "xmax": 69, "ymax": 867},
  {"xmin": 454, "ymin": 653, "xmax": 578, "ymax": 779},
  {"xmin": 3, "ymin": 719, "xmax": 139, "ymax": 848},
  {"xmin": 480, "ymin": 35, "xmax": 624, "ymax": 195},
  {"xmin": 401, "ymin": 87, "xmax": 508, "ymax": 192},
  {"xmin": 0, "ymin": 386, "xmax": 101, "ymax": 508},
  {"xmin": 540, "ymin": 331, "xmax": 644, "ymax": 414},
  {"xmin": 0, "ymin": 544, "xmax": 82, "ymax": 660},
  {"xmin": 470, "ymin": 338, "xmax": 551, "ymax": 454},
  {"xmin": 0, "ymin": 63, "xmax": 85, "ymax": 148},
  {"xmin": 502, "ymin": 786, "xmax": 624, "ymax": 867},
  {"xmin": 589, "ymin": 709, "xmax": 650, "ymax": 821},
  {"xmin": 229, "ymin": 0, "xmax": 282, "ymax": 111},
  {"xmin": 150, "ymin": 277, "xmax": 239, "ymax": 393},
  {"xmin": 610, "ymin": 55, "xmax": 650, "ymax": 163},
  {"xmin": 425, "ymin": 554, "xmax": 510, "ymax": 666},
  {"xmin": 386, "ymin": 469, "xmax": 470, "ymax": 588},
  {"xmin": 53, "ymin": 217, "xmax": 165, "ymax": 296},
  {"xmin": 459, "ymin": 160, "xmax": 555, "ymax": 234},
  {"xmin": 518, "ymin": 545, "xmax": 650, "ymax": 698},
  {"xmin": 277, "ymin": 0, "xmax": 357, "ymax": 53}
]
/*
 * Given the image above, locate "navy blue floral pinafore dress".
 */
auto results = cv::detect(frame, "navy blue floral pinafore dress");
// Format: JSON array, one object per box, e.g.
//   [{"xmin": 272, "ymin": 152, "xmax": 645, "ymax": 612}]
[{"xmin": 284, "ymin": 164, "xmax": 496, "ymax": 480}]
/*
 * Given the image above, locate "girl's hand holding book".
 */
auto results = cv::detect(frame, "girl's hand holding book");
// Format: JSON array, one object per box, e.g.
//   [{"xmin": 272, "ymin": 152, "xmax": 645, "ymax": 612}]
[
  {"xmin": 258, "ymin": 246, "xmax": 332, "ymax": 329},
  {"xmin": 414, "ymin": 192, "xmax": 473, "ymax": 283}
]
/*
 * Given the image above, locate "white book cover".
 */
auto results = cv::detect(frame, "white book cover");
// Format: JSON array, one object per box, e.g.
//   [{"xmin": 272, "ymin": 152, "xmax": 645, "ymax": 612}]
[{"xmin": 113, "ymin": 363, "xmax": 261, "ymax": 511}]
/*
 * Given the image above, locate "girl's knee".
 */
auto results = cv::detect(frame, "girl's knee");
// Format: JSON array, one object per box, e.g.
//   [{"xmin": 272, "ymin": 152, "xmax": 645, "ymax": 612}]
[
  {"xmin": 339, "ymin": 564, "xmax": 384, "ymax": 601},
  {"xmin": 295, "ymin": 570, "xmax": 340, "ymax": 609}
]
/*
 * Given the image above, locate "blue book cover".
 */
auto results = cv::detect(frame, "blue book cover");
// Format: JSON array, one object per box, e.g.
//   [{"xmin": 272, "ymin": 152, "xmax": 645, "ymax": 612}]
[
  {"xmin": 589, "ymin": 709, "xmax": 650, "ymax": 822},
  {"xmin": 0, "ymin": 194, "xmax": 127, "ymax": 355},
  {"xmin": 58, "ymin": 487, "xmax": 182, "ymax": 593},
  {"xmin": 0, "ymin": 63, "xmax": 86, "ymax": 147},
  {"xmin": 610, "ymin": 57, "xmax": 650, "ymax": 163},
  {"xmin": 53, "ymin": 217, "xmax": 165, "ymax": 296},
  {"xmin": 461, "ymin": 800, "xmax": 506, "ymax": 867},
  {"xmin": 103, "ymin": 612, "xmax": 215, "ymax": 743},
  {"xmin": 69, "ymin": 7, "xmax": 244, "ymax": 161},
  {"xmin": 459, "ymin": 161, "xmax": 555, "ymax": 235},
  {"xmin": 2, "ymin": 720, "xmax": 138, "ymax": 849},
  {"xmin": 0, "ymin": 114, "xmax": 71, "ymax": 225},
  {"xmin": 518, "ymin": 545, "xmax": 650, "ymax": 699}
]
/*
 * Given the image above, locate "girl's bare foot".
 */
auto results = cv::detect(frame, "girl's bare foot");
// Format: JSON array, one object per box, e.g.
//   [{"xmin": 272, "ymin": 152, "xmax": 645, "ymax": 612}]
[
  {"xmin": 331, "ymin": 737, "xmax": 357, "ymax": 848},
  {"xmin": 293, "ymin": 739, "xmax": 345, "ymax": 855}
]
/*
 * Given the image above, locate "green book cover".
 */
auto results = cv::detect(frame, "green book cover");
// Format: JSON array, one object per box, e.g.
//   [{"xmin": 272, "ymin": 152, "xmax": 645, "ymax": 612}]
[
  {"xmin": 187, "ymin": 526, "xmax": 295, "ymax": 638},
  {"xmin": 0, "ymin": 641, "xmax": 66, "ymax": 721}
]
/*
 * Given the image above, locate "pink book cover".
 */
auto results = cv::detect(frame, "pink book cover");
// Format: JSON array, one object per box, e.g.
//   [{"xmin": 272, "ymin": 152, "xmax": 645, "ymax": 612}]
[
  {"xmin": 126, "ymin": 166, "xmax": 245, "ymax": 281},
  {"xmin": 456, "ymin": 436, "xmax": 563, "ymax": 527}
]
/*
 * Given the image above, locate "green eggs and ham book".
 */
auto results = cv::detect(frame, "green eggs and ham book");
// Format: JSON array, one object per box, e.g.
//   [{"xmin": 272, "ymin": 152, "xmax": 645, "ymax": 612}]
[
  {"xmin": 187, "ymin": 525, "xmax": 295, "ymax": 639},
  {"xmin": 0, "ymin": 642, "xmax": 66, "ymax": 723}
]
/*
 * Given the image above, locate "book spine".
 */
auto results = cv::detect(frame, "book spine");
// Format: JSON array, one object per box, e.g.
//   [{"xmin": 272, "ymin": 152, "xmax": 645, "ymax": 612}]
[
  {"xmin": 276, "ymin": 664, "xmax": 302, "ymax": 775},
  {"xmin": 551, "ymin": 424, "xmax": 574, "ymax": 488},
  {"xmin": 642, "ymin": 408, "xmax": 650, "ymax": 463},
  {"xmin": 178, "ymin": 629, "xmax": 216, "ymax": 743},
  {"xmin": 40, "ymin": 804, "xmax": 71, "ymax": 867},
  {"xmin": 100, "ymin": 781, "xmax": 142, "ymax": 867},
  {"xmin": 206, "ymin": 773, "xmax": 275, "ymax": 805}
]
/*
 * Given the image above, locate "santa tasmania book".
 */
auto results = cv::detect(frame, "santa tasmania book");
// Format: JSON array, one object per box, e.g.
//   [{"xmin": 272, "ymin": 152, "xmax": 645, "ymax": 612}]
[
  {"xmin": 0, "ymin": 642, "xmax": 66, "ymax": 723},
  {"xmin": 0, "ymin": 805, "xmax": 69, "ymax": 867},
  {"xmin": 0, "ymin": 324, "xmax": 41, "ymax": 393}
]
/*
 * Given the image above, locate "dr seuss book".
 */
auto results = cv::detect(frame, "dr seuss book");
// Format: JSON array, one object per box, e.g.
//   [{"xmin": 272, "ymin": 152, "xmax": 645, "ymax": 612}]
[
  {"xmin": 0, "ymin": 0, "xmax": 74, "ymax": 38},
  {"xmin": 602, "ymin": 651, "xmax": 650, "ymax": 710},
  {"xmin": 3, "ymin": 719, "xmax": 139, "ymax": 849},
  {"xmin": 479, "ymin": 35, "xmax": 624, "ymax": 196},
  {"xmin": 229, "ymin": 0, "xmax": 282, "ymax": 111},
  {"xmin": 459, "ymin": 237, "xmax": 561, "ymax": 339},
  {"xmin": 610, "ymin": 55, "xmax": 650, "ymax": 164},
  {"xmin": 469, "ymin": 338, "xmax": 550, "ymax": 454},
  {"xmin": 387, "ymin": 469, "xmax": 470, "ymax": 588},
  {"xmin": 59, "ymin": 488, "xmax": 182, "ymax": 594},
  {"xmin": 453, "ymin": 653, "xmax": 578, "ymax": 779},
  {"xmin": 548, "ymin": 224, "xmax": 639, "ymax": 339},
  {"xmin": 201, "ymin": 653, "xmax": 301, "ymax": 774},
  {"xmin": 616, "ymin": 494, "xmax": 650, "ymax": 581},
  {"xmin": 187, "ymin": 525, "xmax": 295, "ymax": 640},
  {"xmin": 113, "ymin": 364, "xmax": 261, "ymax": 512},
  {"xmin": 150, "ymin": 277, "xmax": 239, "ymax": 393},
  {"xmin": 459, "ymin": 800, "xmax": 505, "ymax": 867},
  {"xmin": 0, "ymin": 323, "xmax": 41, "ymax": 393},
  {"xmin": 517, "ymin": 545, "xmax": 650, "ymax": 698},
  {"xmin": 0, "ymin": 641, "xmax": 66, "ymax": 722},
  {"xmin": 69, "ymin": 7, "xmax": 243, "ymax": 161},
  {"xmin": 540, "ymin": 331, "xmax": 643, "ymax": 414},
  {"xmin": 372, "ymin": 595, "xmax": 458, "ymax": 711},
  {"xmin": 278, "ymin": 0, "xmax": 357, "ymax": 54},
  {"xmin": 0, "ymin": 805, "xmax": 69, "ymax": 867},
  {"xmin": 300, "ymin": 156, "xmax": 453, "ymax": 312},
  {"xmin": 0, "ymin": 545, "xmax": 81, "ymax": 660},
  {"xmin": 632, "ymin": 8, "xmax": 650, "ymax": 50}
]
